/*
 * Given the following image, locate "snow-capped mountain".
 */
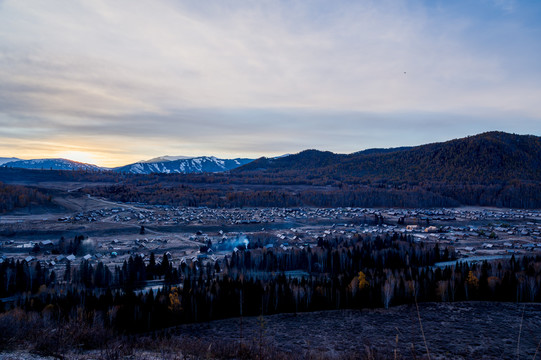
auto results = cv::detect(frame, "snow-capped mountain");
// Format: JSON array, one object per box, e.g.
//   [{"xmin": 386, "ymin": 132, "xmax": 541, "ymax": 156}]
[
  {"xmin": 273, "ymin": 153, "xmax": 291, "ymax": 159},
  {"xmin": 140, "ymin": 155, "xmax": 194, "ymax": 163},
  {"xmin": 0, "ymin": 157, "xmax": 20, "ymax": 165},
  {"xmin": 1, "ymin": 158, "xmax": 103, "ymax": 171},
  {"xmin": 114, "ymin": 156, "xmax": 253, "ymax": 174}
]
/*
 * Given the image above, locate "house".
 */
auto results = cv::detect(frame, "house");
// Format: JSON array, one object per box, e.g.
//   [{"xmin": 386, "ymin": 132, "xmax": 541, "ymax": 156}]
[
  {"xmin": 66, "ymin": 254, "xmax": 76, "ymax": 261},
  {"xmin": 40, "ymin": 240, "xmax": 54, "ymax": 248}
]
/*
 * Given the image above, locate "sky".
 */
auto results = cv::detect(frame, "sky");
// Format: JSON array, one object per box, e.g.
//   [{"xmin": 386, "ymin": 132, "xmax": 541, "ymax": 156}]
[{"xmin": 1, "ymin": 0, "xmax": 541, "ymax": 167}]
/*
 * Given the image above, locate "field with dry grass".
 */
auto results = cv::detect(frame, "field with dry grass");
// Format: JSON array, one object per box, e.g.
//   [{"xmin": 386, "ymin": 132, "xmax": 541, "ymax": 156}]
[{"xmin": 1, "ymin": 302, "xmax": 540, "ymax": 360}]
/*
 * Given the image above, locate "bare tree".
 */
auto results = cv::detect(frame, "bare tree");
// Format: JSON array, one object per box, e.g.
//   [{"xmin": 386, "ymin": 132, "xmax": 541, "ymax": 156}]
[{"xmin": 383, "ymin": 276, "xmax": 395, "ymax": 309}]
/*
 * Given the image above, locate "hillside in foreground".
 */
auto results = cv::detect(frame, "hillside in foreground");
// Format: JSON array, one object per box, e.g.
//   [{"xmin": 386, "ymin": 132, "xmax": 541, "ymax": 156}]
[{"xmin": 1, "ymin": 302, "xmax": 539, "ymax": 359}]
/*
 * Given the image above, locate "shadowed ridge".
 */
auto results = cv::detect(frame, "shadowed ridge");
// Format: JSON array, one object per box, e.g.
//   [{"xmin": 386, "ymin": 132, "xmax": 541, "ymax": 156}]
[
  {"xmin": 235, "ymin": 131, "xmax": 541, "ymax": 184},
  {"xmin": 235, "ymin": 149, "xmax": 341, "ymax": 172}
]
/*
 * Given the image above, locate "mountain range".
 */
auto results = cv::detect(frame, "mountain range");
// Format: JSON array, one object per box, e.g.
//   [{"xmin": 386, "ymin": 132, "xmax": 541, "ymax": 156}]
[
  {"xmin": 235, "ymin": 131, "xmax": 541, "ymax": 184},
  {"xmin": 0, "ymin": 156, "xmax": 255, "ymax": 174},
  {"xmin": 0, "ymin": 157, "xmax": 20, "ymax": 165},
  {"xmin": 0, "ymin": 158, "xmax": 102, "ymax": 171},
  {"xmin": 114, "ymin": 156, "xmax": 253, "ymax": 174},
  {"xmin": 140, "ymin": 155, "xmax": 194, "ymax": 163},
  {"xmin": 1, "ymin": 132, "xmax": 540, "ymax": 181}
]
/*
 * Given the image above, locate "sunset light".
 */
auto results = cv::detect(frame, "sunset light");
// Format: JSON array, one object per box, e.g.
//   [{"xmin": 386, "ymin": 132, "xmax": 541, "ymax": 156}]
[
  {"xmin": 54, "ymin": 151, "xmax": 98, "ymax": 165},
  {"xmin": 2, "ymin": 1, "xmax": 541, "ymax": 357}
]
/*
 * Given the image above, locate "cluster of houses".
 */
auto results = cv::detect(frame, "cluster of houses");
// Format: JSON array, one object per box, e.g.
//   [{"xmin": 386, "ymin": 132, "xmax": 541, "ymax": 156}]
[
  {"xmin": 63, "ymin": 206, "xmax": 443, "ymax": 227},
  {"xmin": 3, "ymin": 206, "xmax": 541, "ymax": 272},
  {"xmin": 63, "ymin": 205, "xmax": 541, "ymax": 231}
]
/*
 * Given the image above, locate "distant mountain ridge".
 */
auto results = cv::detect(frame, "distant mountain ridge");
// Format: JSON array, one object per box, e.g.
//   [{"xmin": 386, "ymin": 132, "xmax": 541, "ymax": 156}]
[
  {"xmin": 114, "ymin": 156, "xmax": 253, "ymax": 174},
  {"xmin": 0, "ymin": 156, "xmax": 254, "ymax": 174},
  {"xmin": 3, "ymin": 131, "xmax": 541, "ymax": 208},
  {"xmin": 1, "ymin": 158, "xmax": 102, "ymax": 171},
  {"xmin": 0, "ymin": 157, "xmax": 20, "ymax": 165},
  {"xmin": 2, "ymin": 132, "xmax": 540, "ymax": 181},
  {"xmin": 236, "ymin": 132, "xmax": 541, "ymax": 184},
  {"xmin": 140, "ymin": 155, "xmax": 194, "ymax": 163}
]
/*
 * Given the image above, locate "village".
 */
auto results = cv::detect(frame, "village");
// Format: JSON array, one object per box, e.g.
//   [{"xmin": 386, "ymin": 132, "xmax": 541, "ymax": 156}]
[{"xmin": 2, "ymin": 203, "xmax": 541, "ymax": 276}]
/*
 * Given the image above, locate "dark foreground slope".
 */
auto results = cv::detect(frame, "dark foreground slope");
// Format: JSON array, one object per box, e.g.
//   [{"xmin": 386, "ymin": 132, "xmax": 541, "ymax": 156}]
[
  {"xmin": 1, "ymin": 302, "xmax": 539, "ymax": 359},
  {"xmin": 177, "ymin": 302, "xmax": 541, "ymax": 359}
]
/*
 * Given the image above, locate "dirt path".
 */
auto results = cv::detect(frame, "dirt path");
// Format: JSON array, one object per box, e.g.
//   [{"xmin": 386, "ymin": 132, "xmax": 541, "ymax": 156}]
[{"xmin": 52, "ymin": 192, "xmax": 149, "ymax": 214}]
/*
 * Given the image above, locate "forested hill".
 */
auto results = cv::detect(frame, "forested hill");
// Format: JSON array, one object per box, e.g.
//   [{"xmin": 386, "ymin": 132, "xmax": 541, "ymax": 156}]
[
  {"xmin": 240, "ymin": 150, "xmax": 341, "ymax": 172},
  {"xmin": 2, "ymin": 132, "xmax": 541, "ymax": 208},
  {"xmin": 237, "ymin": 132, "xmax": 541, "ymax": 184}
]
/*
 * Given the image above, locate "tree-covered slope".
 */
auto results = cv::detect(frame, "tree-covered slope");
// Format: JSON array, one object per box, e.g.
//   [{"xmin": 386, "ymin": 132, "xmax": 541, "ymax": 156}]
[{"xmin": 235, "ymin": 132, "xmax": 541, "ymax": 184}]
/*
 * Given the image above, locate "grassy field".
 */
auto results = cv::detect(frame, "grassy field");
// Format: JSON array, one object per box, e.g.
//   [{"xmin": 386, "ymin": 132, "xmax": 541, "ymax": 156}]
[{"xmin": 1, "ymin": 301, "xmax": 540, "ymax": 359}]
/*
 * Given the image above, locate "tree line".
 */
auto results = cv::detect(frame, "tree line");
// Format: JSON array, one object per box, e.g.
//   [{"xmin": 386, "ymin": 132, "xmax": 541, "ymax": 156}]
[
  {"xmin": 0, "ymin": 182, "xmax": 52, "ymax": 213},
  {"xmin": 83, "ymin": 181, "xmax": 541, "ymax": 209},
  {"xmin": 2, "ymin": 233, "xmax": 541, "ymax": 333}
]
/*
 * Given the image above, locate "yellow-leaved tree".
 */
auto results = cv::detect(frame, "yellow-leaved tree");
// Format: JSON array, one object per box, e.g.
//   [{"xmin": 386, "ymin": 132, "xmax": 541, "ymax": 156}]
[
  {"xmin": 168, "ymin": 287, "xmax": 183, "ymax": 313},
  {"xmin": 358, "ymin": 271, "xmax": 369, "ymax": 289},
  {"xmin": 466, "ymin": 271, "xmax": 479, "ymax": 288}
]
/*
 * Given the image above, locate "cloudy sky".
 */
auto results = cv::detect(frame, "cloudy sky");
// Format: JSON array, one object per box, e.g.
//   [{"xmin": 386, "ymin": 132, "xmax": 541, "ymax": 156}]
[{"xmin": 1, "ymin": 0, "xmax": 540, "ymax": 166}]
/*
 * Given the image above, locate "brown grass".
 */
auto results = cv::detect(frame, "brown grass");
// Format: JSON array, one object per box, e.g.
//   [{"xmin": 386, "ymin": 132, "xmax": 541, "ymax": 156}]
[{"xmin": 0, "ymin": 308, "xmax": 395, "ymax": 360}]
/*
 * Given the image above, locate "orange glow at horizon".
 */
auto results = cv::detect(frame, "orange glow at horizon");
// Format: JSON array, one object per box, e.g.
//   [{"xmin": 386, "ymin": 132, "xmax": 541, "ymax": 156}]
[
  {"xmin": 0, "ymin": 139, "xmax": 149, "ymax": 168},
  {"xmin": 49, "ymin": 150, "xmax": 145, "ymax": 168},
  {"xmin": 54, "ymin": 151, "xmax": 98, "ymax": 165}
]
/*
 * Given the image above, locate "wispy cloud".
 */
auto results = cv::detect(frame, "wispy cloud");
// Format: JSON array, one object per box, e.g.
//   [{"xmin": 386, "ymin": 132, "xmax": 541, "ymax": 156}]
[
  {"xmin": 491, "ymin": 0, "xmax": 516, "ymax": 13},
  {"xmin": 1, "ymin": 0, "xmax": 540, "ymax": 166}
]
